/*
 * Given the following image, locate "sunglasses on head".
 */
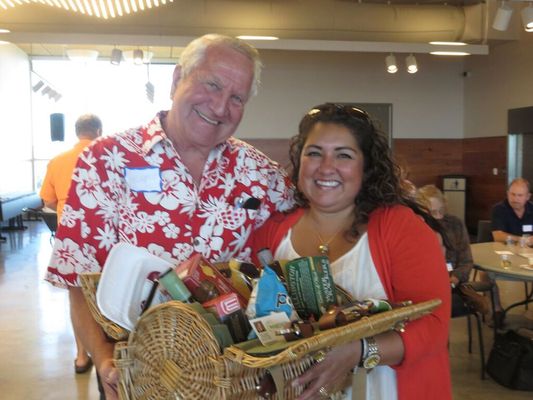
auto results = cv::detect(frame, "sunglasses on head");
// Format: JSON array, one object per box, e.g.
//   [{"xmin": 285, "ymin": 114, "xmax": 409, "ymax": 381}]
[{"xmin": 306, "ymin": 103, "xmax": 371, "ymax": 124}]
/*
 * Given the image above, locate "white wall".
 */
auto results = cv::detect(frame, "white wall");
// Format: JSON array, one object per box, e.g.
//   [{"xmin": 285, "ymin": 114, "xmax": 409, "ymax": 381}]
[
  {"xmin": 0, "ymin": 43, "xmax": 33, "ymax": 193},
  {"xmin": 464, "ymin": 32, "xmax": 533, "ymax": 138},
  {"xmin": 237, "ymin": 50, "xmax": 465, "ymax": 140}
]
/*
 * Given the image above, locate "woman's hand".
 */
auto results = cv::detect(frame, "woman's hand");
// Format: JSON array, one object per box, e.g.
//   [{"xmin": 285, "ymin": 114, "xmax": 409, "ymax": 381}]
[
  {"xmin": 292, "ymin": 340, "xmax": 361, "ymax": 399},
  {"xmin": 99, "ymin": 358, "xmax": 119, "ymax": 400}
]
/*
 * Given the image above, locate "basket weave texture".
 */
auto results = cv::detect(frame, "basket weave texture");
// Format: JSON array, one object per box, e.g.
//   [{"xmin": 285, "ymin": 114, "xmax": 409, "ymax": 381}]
[
  {"xmin": 79, "ymin": 273, "xmax": 129, "ymax": 341},
  {"xmin": 80, "ymin": 272, "xmax": 441, "ymax": 400}
]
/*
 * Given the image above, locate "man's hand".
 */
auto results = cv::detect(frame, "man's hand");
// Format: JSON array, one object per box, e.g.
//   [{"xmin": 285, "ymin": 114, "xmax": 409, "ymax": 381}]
[{"xmin": 100, "ymin": 358, "xmax": 119, "ymax": 400}]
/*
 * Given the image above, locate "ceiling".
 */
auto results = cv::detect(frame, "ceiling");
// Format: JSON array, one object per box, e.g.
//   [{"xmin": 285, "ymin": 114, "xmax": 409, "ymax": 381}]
[{"xmin": 0, "ymin": 0, "xmax": 496, "ymax": 61}]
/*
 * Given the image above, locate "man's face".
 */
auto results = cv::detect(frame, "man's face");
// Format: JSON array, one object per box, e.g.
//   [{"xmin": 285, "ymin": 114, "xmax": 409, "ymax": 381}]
[
  {"xmin": 168, "ymin": 45, "xmax": 254, "ymax": 152},
  {"xmin": 507, "ymin": 182, "xmax": 531, "ymax": 213}
]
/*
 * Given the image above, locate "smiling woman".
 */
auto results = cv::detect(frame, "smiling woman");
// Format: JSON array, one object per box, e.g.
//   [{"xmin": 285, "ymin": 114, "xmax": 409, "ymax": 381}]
[{"xmin": 252, "ymin": 102, "xmax": 452, "ymax": 400}]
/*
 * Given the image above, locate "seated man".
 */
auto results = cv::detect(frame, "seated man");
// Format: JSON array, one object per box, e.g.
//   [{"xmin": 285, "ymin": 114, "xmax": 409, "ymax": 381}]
[
  {"xmin": 486, "ymin": 178, "xmax": 533, "ymax": 327},
  {"xmin": 492, "ymin": 178, "xmax": 533, "ymax": 244}
]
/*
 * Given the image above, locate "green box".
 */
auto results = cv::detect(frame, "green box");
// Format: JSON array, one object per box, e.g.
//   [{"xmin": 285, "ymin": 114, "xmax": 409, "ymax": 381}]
[{"xmin": 285, "ymin": 256, "xmax": 336, "ymax": 319}]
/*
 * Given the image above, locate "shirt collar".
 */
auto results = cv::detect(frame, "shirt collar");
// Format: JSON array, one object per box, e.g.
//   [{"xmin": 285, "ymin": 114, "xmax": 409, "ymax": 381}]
[{"xmin": 139, "ymin": 111, "xmax": 169, "ymax": 156}]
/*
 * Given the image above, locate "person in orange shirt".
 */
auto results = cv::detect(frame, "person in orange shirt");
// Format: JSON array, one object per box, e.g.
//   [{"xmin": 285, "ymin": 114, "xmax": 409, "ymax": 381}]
[
  {"xmin": 40, "ymin": 113, "xmax": 102, "ymax": 374},
  {"xmin": 40, "ymin": 114, "xmax": 102, "ymax": 222}
]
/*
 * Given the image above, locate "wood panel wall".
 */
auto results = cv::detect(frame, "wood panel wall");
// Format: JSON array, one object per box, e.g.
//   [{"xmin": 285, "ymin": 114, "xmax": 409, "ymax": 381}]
[
  {"xmin": 394, "ymin": 137, "xmax": 507, "ymax": 232},
  {"xmin": 244, "ymin": 138, "xmax": 291, "ymax": 169},
  {"xmin": 393, "ymin": 139, "xmax": 463, "ymax": 187},
  {"xmin": 462, "ymin": 137, "xmax": 507, "ymax": 232},
  {"xmin": 246, "ymin": 136, "xmax": 508, "ymax": 233}
]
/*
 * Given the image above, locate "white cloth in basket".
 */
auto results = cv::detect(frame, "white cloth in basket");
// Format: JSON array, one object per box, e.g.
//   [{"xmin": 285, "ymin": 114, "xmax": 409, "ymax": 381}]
[{"xmin": 96, "ymin": 242, "xmax": 173, "ymax": 330}]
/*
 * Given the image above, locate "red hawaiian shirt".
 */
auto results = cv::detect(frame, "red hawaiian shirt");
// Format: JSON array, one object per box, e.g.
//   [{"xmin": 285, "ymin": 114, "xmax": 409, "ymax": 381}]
[{"xmin": 45, "ymin": 112, "xmax": 294, "ymax": 288}]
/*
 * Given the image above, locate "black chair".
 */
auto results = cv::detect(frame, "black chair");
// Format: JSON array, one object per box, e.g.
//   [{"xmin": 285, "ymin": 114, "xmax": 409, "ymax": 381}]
[
  {"xmin": 24, "ymin": 207, "xmax": 58, "ymax": 244},
  {"xmin": 452, "ymin": 288, "xmax": 491, "ymax": 380},
  {"xmin": 476, "ymin": 220, "xmax": 493, "ymax": 243},
  {"xmin": 40, "ymin": 210, "xmax": 58, "ymax": 236}
]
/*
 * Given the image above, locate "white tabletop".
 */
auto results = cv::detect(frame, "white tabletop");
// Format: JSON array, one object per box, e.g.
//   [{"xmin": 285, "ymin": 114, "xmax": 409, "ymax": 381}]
[{"xmin": 471, "ymin": 242, "xmax": 533, "ymax": 282}]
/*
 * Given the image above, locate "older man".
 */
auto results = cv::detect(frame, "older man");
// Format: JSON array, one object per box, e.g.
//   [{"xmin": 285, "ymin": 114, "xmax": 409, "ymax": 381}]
[
  {"xmin": 492, "ymin": 178, "xmax": 533, "ymax": 244},
  {"xmin": 45, "ymin": 34, "xmax": 293, "ymax": 399},
  {"xmin": 481, "ymin": 178, "xmax": 533, "ymax": 328}
]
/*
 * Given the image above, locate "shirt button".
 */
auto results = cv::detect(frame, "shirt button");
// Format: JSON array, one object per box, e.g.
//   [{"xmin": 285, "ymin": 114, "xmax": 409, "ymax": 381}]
[{"xmin": 193, "ymin": 238, "xmax": 200, "ymax": 246}]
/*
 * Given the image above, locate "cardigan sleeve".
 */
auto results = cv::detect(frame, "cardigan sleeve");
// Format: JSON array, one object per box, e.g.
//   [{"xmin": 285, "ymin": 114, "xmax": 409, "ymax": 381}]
[{"xmin": 368, "ymin": 206, "xmax": 451, "ymax": 370}]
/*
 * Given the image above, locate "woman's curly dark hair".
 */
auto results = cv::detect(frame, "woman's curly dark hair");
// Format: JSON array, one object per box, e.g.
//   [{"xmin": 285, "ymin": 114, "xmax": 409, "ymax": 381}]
[{"xmin": 289, "ymin": 103, "xmax": 434, "ymax": 239}]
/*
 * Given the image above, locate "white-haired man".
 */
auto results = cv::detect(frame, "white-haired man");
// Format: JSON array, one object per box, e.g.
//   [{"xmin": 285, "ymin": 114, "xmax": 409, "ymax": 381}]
[{"xmin": 45, "ymin": 34, "xmax": 294, "ymax": 399}]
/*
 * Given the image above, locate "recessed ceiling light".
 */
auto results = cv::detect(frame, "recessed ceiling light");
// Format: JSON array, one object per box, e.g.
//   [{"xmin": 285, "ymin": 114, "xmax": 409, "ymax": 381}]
[
  {"xmin": 430, "ymin": 51, "xmax": 471, "ymax": 56},
  {"xmin": 66, "ymin": 49, "xmax": 99, "ymax": 62},
  {"xmin": 429, "ymin": 41, "xmax": 467, "ymax": 46},
  {"xmin": 237, "ymin": 35, "xmax": 279, "ymax": 41},
  {"xmin": 0, "ymin": 29, "xmax": 10, "ymax": 33}
]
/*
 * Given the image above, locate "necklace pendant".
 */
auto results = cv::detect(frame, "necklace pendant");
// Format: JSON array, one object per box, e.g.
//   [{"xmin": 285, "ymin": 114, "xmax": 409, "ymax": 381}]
[{"xmin": 318, "ymin": 244, "xmax": 329, "ymax": 255}]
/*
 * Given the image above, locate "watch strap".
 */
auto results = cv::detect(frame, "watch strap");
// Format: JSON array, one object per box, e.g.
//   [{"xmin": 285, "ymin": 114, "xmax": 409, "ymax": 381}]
[
  {"xmin": 358, "ymin": 338, "xmax": 368, "ymax": 368},
  {"xmin": 361, "ymin": 336, "xmax": 380, "ymax": 369}
]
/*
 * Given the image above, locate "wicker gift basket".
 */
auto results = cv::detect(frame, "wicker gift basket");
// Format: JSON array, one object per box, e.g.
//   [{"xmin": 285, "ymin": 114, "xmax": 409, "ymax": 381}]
[{"xmin": 80, "ymin": 272, "xmax": 441, "ymax": 400}]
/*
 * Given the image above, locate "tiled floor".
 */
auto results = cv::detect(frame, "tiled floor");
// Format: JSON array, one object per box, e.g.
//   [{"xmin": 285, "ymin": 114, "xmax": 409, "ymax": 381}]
[{"xmin": 1, "ymin": 221, "xmax": 532, "ymax": 399}]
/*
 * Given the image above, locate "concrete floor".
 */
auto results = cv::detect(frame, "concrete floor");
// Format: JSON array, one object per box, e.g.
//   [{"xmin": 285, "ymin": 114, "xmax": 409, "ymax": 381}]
[{"xmin": 1, "ymin": 221, "xmax": 532, "ymax": 399}]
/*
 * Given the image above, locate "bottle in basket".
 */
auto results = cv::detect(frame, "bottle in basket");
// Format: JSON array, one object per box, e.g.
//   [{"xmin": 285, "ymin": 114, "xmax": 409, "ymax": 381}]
[{"xmin": 159, "ymin": 268, "xmax": 194, "ymax": 303}]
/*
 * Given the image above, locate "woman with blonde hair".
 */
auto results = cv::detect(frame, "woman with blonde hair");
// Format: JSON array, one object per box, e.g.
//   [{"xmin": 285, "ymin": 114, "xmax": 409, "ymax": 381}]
[{"xmin": 417, "ymin": 185, "xmax": 488, "ymax": 316}]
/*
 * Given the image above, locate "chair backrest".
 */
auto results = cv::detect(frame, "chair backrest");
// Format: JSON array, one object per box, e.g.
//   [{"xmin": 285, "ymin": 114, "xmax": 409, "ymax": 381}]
[
  {"xmin": 477, "ymin": 220, "xmax": 493, "ymax": 243},
  {"xmin": 41, "ymin": 212, "xmax": 58, "ymax": 233}
]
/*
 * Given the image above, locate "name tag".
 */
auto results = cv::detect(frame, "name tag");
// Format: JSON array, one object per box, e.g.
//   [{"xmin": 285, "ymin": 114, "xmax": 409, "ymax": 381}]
[
  {"xmin": 124, "ymin": 167, "xmax": 161, "ymax": 192},
  {"xmin": 523, "ymin": 225, "xmax": 533, "ymax": 233},
  {"xmin": 446, "ymin": 262, "xmax": 454, "ymax": 272}
]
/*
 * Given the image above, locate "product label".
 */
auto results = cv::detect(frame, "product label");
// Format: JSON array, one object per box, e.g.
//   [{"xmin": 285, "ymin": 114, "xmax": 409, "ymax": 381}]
[{"xmin": 285, "ymin": 256, "xmax": 337, "ymax": 319}]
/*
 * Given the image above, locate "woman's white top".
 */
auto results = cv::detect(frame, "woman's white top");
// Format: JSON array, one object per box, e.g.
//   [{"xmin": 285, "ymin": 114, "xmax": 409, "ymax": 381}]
[{"xmin": 275, "ymin": 230, "xmax": 398, "ymax": 400}]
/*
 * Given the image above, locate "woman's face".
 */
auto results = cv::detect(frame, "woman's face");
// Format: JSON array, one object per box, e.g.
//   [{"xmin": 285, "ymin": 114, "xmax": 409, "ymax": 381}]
[
  {"xmin": 429, "ymin": 197, "xmax": 445, "ymax": 220},
  {"xmin": 298, "ymin": 122, "xmax": 364, "ymax": 214}
]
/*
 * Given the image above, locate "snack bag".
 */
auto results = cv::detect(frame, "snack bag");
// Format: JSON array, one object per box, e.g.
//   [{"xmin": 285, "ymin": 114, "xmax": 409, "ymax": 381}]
[{"xmin": 245, "ymin": 266, "xmax": 298, "ymax": 321}]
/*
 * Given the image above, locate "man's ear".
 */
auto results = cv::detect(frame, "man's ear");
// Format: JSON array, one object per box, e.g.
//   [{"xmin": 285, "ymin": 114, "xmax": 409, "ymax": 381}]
[{"xmin": 170, "ymin": 65, "xmax": 182, "ymax": 99}]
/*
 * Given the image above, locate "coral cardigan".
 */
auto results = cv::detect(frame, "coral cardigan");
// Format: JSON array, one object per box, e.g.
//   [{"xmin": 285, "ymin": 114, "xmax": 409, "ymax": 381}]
[{"xmin": 252, "ymin": 205, "xmax": 452, "ymax": 400}]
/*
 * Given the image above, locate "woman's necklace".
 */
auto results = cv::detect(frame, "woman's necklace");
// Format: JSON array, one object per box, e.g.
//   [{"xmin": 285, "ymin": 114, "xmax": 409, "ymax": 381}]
[{"xmin": 314, "ymin": 223, "xmax": 348, "ymax": 256}]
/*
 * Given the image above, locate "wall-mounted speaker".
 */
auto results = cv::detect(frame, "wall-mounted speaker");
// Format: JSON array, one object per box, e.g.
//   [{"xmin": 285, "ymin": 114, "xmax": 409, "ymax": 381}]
[{"xmin": 50, "ymin": 113, "xmax": 65, "ymax": 142}]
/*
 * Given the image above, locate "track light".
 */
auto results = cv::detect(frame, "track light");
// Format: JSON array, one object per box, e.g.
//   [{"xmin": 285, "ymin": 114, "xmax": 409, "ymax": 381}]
[
  {"xmin": 32, "ymin": 80, "xmax": 44, "ymax": 92},
  {"xmin": 385, "ymin": 54, "xmax": 398, "ymax": 74},
  {"xmin": 133, "ymin": 49, "xmax": 143, "ymax": 65},
  {"xmin": 493, "ymin": 1, "xmax": 514, "ymax": 31},
  {"xmin": 146, "ymin": 82, "xmax": 155, "ymax": 103},
  {"xmin": 110, "ymin": 48, "xmax": 122, "ymax": 65},
  {"xmin": 406, "ymin": 54, "xmax": 418, "ymax": 74},
  {"xmin": 521, "ymin": 2, "xmax": 533, "ymax": 31}
]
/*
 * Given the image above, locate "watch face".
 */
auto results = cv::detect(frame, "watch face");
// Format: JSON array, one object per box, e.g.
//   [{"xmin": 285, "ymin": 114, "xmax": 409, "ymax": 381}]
[{"xmin": 363, "ymin": 354, "xmax": 381, "ymax": 369}]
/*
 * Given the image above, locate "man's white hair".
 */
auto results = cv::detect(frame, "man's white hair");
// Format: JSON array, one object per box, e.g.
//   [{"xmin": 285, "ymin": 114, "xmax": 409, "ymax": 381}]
[{"xmin": 178, "ymin": 33, "xmax": 263, "ymax": 98}]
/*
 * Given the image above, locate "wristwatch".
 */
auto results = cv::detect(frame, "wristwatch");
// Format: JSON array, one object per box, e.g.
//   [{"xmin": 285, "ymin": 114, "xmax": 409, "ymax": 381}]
[{"xmin": 360, "ymin": 337, "xmax": 381, "ymax": 369}]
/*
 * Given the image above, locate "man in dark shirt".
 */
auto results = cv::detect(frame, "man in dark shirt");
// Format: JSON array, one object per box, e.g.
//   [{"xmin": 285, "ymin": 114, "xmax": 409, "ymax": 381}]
[
  {"xmin": 492, "ymin": 178, "xmax": 533, "ymax": 244},
  {"xmin": 485, "ymin": 177, "xmax": 533, "ymax": 327}
]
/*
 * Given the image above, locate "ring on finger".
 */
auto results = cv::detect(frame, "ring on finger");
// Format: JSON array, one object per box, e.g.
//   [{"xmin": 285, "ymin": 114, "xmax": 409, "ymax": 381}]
[
  {"xmin": 313, "ymin": 350, "xmax": 327, "ymax": 363},
  {"xmin": 319, "ymin": 386, "xmax": 329, "ymax": 398}
]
